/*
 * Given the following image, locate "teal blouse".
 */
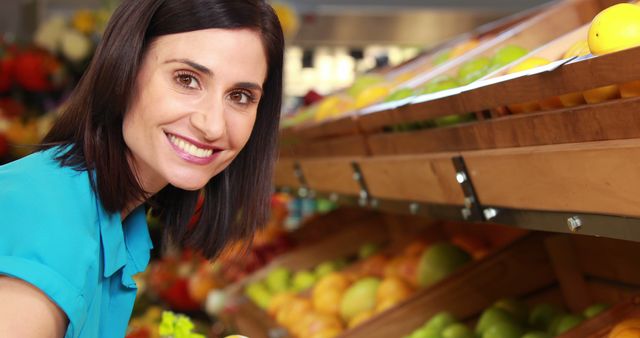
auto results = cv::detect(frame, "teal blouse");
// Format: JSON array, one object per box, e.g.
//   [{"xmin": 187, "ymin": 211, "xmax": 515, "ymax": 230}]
[{"xmin": 0, "ymin": 147, "xmax": 153, "ymax": 337}]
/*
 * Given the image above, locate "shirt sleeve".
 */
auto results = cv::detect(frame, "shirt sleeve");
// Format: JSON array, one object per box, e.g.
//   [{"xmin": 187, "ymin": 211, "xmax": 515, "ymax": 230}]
[{"xmin": 0, "ymin": 155, "xmax": 99, "ymax": 337}]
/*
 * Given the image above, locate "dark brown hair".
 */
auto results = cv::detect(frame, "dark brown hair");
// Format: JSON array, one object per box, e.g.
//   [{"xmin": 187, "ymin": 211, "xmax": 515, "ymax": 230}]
[{"xmin": 41, "ymin": 0, "xmax": 284, "ymax": 258}]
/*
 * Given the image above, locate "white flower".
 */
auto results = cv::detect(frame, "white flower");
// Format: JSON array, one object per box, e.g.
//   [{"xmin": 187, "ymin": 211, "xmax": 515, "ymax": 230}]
[
  {"xmin": 33, "ymin": 16, "xmax": 67, "ymax": 53},
  {"xmin": 60, "ymin": 30, "xmax": 92, "ymax": 62}
]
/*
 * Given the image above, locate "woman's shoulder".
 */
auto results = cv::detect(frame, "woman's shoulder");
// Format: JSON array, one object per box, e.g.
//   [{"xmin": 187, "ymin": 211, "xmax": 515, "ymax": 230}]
[
  {"xmin": 1, "ymin": 147, "xmax": 91, "ymax": 198},
  {"xmin": 0, "ymin": 147, "xmax": 98, "ymax": 230}
]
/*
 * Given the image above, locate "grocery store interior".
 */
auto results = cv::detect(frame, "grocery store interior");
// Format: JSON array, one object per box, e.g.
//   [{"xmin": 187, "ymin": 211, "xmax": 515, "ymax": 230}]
[{"xmin": 2, "ymin": 0, "xmax": 640, "ymax": 337}]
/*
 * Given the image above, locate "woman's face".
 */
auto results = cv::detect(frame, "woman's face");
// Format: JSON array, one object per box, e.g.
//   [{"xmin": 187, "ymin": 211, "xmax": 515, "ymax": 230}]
[{"xmin": 123, "ymin": 28, "xmax": 267, "ymax": 193}]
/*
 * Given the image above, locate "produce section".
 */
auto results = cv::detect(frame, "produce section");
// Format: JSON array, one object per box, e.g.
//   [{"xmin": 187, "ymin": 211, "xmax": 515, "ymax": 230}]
[
  {"xmin": 267, "ymin": 0, "xmax": 640, "ymax": 337},
  {"xmin": 3, "ymin": 0, "xmax": 640, "ymax": 337}
]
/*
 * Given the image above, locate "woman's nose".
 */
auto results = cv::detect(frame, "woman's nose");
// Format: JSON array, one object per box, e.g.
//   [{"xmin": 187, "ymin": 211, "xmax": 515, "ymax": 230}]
[{"xmin": 190, "ymin": 100, "xmax": 226, "ymax": 141}]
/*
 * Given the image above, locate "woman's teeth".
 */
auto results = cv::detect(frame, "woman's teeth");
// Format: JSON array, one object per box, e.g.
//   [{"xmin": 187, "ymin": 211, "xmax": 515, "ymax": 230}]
[{"xmin": 169, "ymin": 134, "xmax": 214, "ymax": 158}]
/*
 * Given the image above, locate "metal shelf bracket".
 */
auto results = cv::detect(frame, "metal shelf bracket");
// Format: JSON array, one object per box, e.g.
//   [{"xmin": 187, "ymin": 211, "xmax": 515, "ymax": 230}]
[{"xmin": 452, "ymin": 156, "xmax": 488, "ymax": 221}]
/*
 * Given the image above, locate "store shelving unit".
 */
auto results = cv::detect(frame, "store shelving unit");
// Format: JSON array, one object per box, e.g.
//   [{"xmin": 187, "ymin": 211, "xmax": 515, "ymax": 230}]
[
  {"xmin": 275, "ymin": 42, "xmax": 640, "ymax": 243},
  {"xmin": 240, "ymin": 0, "xmax": 640, "ymax": 337}
]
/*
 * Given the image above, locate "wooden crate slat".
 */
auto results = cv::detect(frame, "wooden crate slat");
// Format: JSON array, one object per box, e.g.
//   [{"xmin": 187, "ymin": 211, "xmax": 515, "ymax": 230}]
[
  {"xmin": 299, "ymin": 158, "xmax": 362, "ymax": 196},
  {"xmin": 545, "ymin": 235, "xmax": 593, "ymax": 312},
  {"xmin": 358, "ymin": 154, "xmax": 465, "ymax": 205},
  {"xmin": 572, "ymin": 236, "xmax": 640, "ymax": 287},
  {"xmin": 274, "ymin": 158, "xmax": 300, "ymax": 188},
  {"xmin": 339, "ymin": 235, "xmax": 555, "ymax": 338},
  {"xmin": 291, "ymin": 134, "xmax": 370, "ymax": 158},
  {"xmin": 463, "ymin": 139, "xmax": 640, "ymax": 218},
  {"xmin": 588, "ymin": 280, "xmax": 640, "ymax": 305},
  {"xmin": 233, "ymin": 300, "xmax": 277, "ymax": 338},
  {"xmin": 368, "ymin": 97, "xmax": 640, "ymax": 156}
]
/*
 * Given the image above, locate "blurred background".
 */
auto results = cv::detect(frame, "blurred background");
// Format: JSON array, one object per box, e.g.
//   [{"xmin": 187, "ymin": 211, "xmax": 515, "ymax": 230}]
[{"xmin": 0, "ymin": 0, "xmax": 549, "ymax": 122}]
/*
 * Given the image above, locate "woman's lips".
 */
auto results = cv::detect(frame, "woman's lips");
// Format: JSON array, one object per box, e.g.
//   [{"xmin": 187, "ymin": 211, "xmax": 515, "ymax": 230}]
[{"xmin": 166, "ymin": 132, "xmax": 221, "ymax": 165}]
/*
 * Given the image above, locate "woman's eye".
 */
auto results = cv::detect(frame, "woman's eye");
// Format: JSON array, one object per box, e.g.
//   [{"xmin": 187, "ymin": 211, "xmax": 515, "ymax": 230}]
[
  {"xmin": 175, "ymin": 72, "xmax": 200, "ymax": 90},
  {"xmin": 229, "ymin": 90, "xmax": 255, "ymax": 105}
]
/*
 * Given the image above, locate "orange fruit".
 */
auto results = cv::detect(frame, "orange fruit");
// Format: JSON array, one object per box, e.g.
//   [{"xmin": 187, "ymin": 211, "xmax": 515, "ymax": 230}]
[
  {"xmin": 620, "ymin": 80, "xmax": 640, "ymax": 98},
  {"xmin": 609, "ymin": 318, "xmax": 640, "ymax": 338},
  {"xmin": 558, "ymin": 92, "xmax": 586, "ymax": 107},
  {"xmin": 583, "ymin": 85, "xmax": 620, "ymax": 104},
  {"xmin": 376, "ymin": 276, "xmax": 413, "ymax": 304}
]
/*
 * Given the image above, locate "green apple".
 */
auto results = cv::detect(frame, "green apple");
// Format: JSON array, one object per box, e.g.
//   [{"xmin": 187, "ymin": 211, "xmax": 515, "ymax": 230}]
[
  {"xmin": 314, "ymin": 260, "xmax": 339, "ymax": 277},
  {"xmin": 491, "ymin": 45, "xmax": 528, "ymax": 69},
  {"xmin": 457, "ymin": 56, "xmax": 491, "ymax": 85},
  {"xmin": 410, "ymin": 326, "xmax": 440, "ymax": 338},
  {"xmin": 433, "ymin": 113, "xmax": 475, "ymax": 127},
  {"xmin": 339, "ymin": 277, "xmax": 381, "ymax": 322},
  {"xmin": 417, "ymin": 243, "xmax": 471, "ymax": 287},
  {"xmin": 291, "ymin": 270, "xmax": 317, "ymax": 292},
  {"xmin": 482, "ymin": 321, "xmax": 524, "ymax": 338},
  {"xmin": 433, "ymin": 49, "xmax": 452, "ymax": 66},
  {"xmin": 265, "ymin": 267, "xmax": 291, "ymax": 293},
  {"xmin": 528, "ymin": 303, "xmax": 563, "ymax": 330},
  {"xmin": 442, "ymin": 323, "xmax": 475, "ymax": 338},
  {"xmin": 423, "ymin": 311, "xmax": 456, "ymax": 333},
  {"xmin": 419, "ymin": 75, "xmax": 459, "ymax": 95},
  {"xmin": 583, "ymin": 303, "xmax": 609, "ymax": 318},
  {"xmin": 358, "ymin": 242, "xmax": 380, "ymax": 259},
  {"xmin": 244, "ymin": 281, "xmax": 272, "ymax": 309},
  {"xmin": 476, "ymin": 307, "xmax": 514, "ymax": 335},
  {"xmin": 493, "ymin": 298, "xmax": 528, "ymax": 325},
  {"xmin": 522, "ymin": 331, "xmax": 552, "ymax": 338},
  {"xmin": 385, "ymin": 87, "xmax": 416, "ymax": 102},
  {"xmin": 554, "ymin": 314, "xmax": 585, "ymax": 335}
]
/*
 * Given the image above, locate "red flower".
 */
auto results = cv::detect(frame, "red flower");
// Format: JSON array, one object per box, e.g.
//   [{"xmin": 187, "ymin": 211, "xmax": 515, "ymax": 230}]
[
  {"xmin": 13, "ymin": 49, "xmax": 61, "ymax": 92},
  {"xmin": 0, "ymin": 97, "xmax": 25, "ymax": 118},
  {"xmin": 0, "ymin": 54, "xmax": 14, "ymax": 93}
]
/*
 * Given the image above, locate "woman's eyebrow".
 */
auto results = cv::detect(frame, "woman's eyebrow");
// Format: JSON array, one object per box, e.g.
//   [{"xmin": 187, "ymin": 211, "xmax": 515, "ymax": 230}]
[
  {"xmin": 164, "ymin": 58, "xmax": 213, "ymax": 77},
  {"xmin": 235, "ymin": 82, "xmax": 263, "ymax": 94}
]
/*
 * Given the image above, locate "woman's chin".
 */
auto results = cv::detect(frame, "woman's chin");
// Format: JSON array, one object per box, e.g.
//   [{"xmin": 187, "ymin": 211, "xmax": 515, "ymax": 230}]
[{"xmin": 169, "ymin": 178, "xmax": 208, "ymax": 191}]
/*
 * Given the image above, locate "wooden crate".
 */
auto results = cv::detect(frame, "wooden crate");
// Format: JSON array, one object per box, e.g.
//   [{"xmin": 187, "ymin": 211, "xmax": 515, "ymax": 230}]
[
  {"xmin": 363, "ymin": 43, "xmax": 640, "ymax": 157},
  {"xmin": 289, "ymin": 134, "xmax": 370, "ymax": 158},
  {"xmin": 357, "ymin": 0, "xmax": 622, "ymax": 134},
  {"xmin": 357, "ymin": 153, "xmax": 465, "ymax": 206},
  {"xmin": 366, "ymin": 96, "xmax": 640, "ymax": 156},
  {"xmin": 230, "ymin": 212, "xmax": 527, "ymax": 338},
  {"xmin": 339, "ymin": 234, "xmax": 640, "ymax": 338},
  {"xmin": 462, "ymin": 138, "xmax": 640, "ymax": 219}
]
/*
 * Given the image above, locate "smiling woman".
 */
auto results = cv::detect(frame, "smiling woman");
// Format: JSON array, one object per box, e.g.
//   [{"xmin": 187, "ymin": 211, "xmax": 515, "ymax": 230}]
[{"xmin": 0, "ymin": 1, "xmax": 284, "ymax": 337}]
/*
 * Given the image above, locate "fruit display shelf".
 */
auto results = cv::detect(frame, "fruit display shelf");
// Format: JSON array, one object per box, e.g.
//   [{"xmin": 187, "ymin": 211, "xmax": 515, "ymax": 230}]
[
  {"xmin": 278, "ymin": 0, "xmax": 623, "ymax": 159},
  {"xmin": 338, "ymin": 230, "xmax": 640, "ymax": 338},
  {"xmin": 226, "ymin": 210, "xmax": 527, "ymax": 338},
  {"xmin": 275, "ymin": 45, "xmax": 640, "ymax": 242},
  {"xmin": 278, "ymin": 0, "xmax": 544, "ymax": 153}
]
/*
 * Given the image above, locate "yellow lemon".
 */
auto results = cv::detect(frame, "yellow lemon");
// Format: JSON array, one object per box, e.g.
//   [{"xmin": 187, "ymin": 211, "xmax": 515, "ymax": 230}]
[
  {"xmin": 355, "ymin": 84, "xmax": 391, "ymax": 109},
  {"xmin": 563, "ymin": 40, "xmax": 590, "ymax": 59},
  {"xmin": 507, "ymin": 57, "xmax": 551, "ymax": 74},
  {"xmin": 588, "ymin": 3, "xmax": 640, "ymax": 55},
  {"xmin": 314, "ymin": 95, "xmax": 354, "ymax": 121}
]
